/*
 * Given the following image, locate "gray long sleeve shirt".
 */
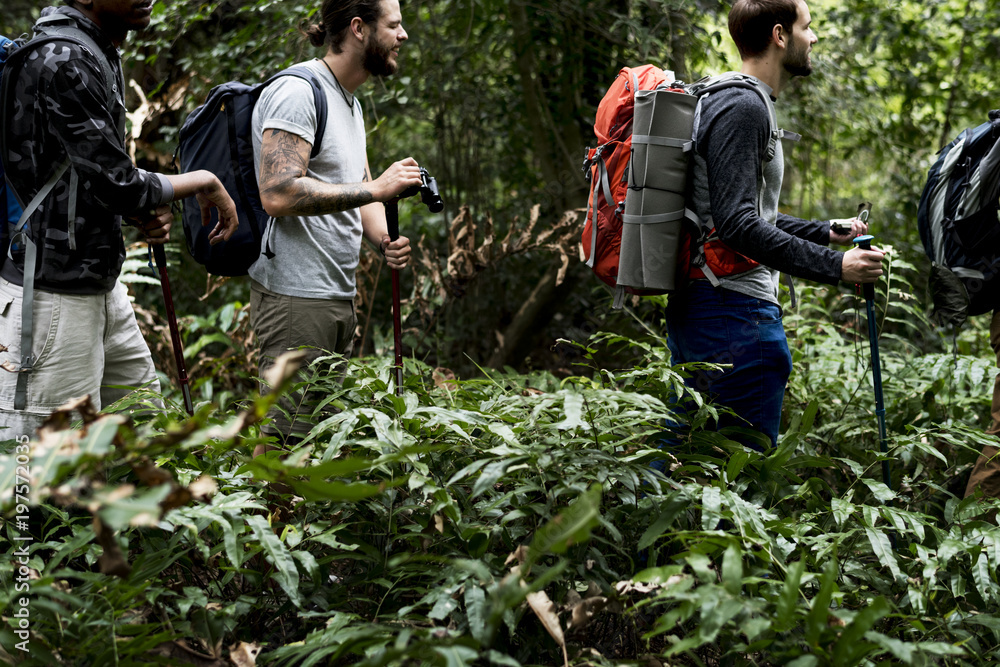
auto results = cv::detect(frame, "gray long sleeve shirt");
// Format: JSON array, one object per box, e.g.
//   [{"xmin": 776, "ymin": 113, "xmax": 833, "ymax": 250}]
[{"xmin": 689, "ymin": 82, "xmax": 844, "ymax": 304}]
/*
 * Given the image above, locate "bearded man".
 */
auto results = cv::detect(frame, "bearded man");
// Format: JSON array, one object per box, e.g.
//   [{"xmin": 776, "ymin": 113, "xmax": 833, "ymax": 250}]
[
  {"xmin": 662, "ymin": 0, "xmax": 885, "ymax": 451},
  {"xmin": 250, "ymin": 0, "xmax": 422, "ymax": 444}
]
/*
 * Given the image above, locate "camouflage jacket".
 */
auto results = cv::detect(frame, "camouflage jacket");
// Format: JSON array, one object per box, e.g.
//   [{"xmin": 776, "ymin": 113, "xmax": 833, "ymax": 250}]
[{"xmin": 1, "ymin": 6, "xmax": 170, "ymax": 295}]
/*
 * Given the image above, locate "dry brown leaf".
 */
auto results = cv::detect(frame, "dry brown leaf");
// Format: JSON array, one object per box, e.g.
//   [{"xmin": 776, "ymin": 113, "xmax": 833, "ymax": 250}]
[
  {"xmin": 566, "ymin": 595, "xmax": 608, "ymax": 633},
  {"xmin": 526, "ymin": 590, "xmax": 568, "ymax": 667},
  {"xmin": 126, "ymin": 80, "xmax": 153, "ymax": 162},
  {"xmin": 262, "ymin": 349, "xmax": 307, "ymax": 393},
  {"xmin": 615, "ymin": 575, "xmax": 685, "ymax": 596},
  {"xmin": 434, "ymin": 514, "xmax": 445, "ymax": 533},
  {"xmin": 147, "ymin": 419, "xmax": 201, "ymax": 450},
  {"xmin": 504, "ymin": 544, "xmax": 529, "ymax": 566},
  {"xmin": 446, "ymin": 248, "xmax": 476, "ymax": 281},
  {"xmin": 432, "ymin": 367, "xmax": 458, "ymax": 391},
  {"xmin": 148, "ymin": 640, "xmax": 226, "ymax": 666},
  {"xmin": 94, "ymin": 516, "xmax": 131, "ymax": 578},
  {"xmin": 522, "ymin": 204, "xmax": 542, "ymax": 241},
  {"xmin": 189, "ymin": 475, "xmax": 218, "ymax": 502},
  {"xmin": 200, "ymin": 273, "xmax": 232, "ymax": 302},
  {"xmin": 132, "ymin": 460, "xmax": 173, "ymax": 487},
  {"xmin": 160, "ymin": 487, "xmax": 193, "ymax": 513},
  {"xmin": 554, "ymin": 248, "xmax": 570, "ymax": 287},
  {"xmin": 40, "ymin": 394, "xmax": 101, "ymax": 430},
  {"xmin": 229, "ymin": 641, "xmax": 262, "ymax": 667},
  {"xmin": 0, "ymin": 360, "xmax": 18, "ymax": 373}
]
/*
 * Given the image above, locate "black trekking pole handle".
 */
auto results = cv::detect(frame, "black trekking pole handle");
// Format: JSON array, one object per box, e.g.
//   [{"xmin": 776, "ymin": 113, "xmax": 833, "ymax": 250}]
[
  {"xmin": 152, "ymin": 243, "xmax": 194, "ymax": 415},
  {"xmin": 384, "ymin": 200, "xmax": 404, "ymax": 397}
]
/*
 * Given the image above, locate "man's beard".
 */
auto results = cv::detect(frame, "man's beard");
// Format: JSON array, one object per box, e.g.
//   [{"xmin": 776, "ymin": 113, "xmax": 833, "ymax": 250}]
[
  {"xmin": 364, "ymin": 37, "xmax": 397, "ymax": 77},
  {"xmin": 784, "ymin": 37, "xmax": 812, "ymax": 77}
]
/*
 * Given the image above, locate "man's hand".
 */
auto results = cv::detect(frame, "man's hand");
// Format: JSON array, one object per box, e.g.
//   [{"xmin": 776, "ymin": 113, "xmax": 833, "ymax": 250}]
[
  {"xmin": 381, "ymin": 234, "xmax": 411, "ymax": 270},
  {"xmin": 196, "ymin": 175, "xmax": 239, "ymax": 245},
  {"xmin": 842, "ymin": 246, "xmax": 885, "ymax": 284},
  {"xmin": 373, "ymin": 158, "xmax": 423, "ymax": 202},
  {"xmin": 829, "ymin": 216, "xmax": 868, "ymax": 245},
  {"xmin": 126, "ymin": 204, "xmax": 172, "ymax": 245},
  {"xmin": 163, "ymin": 170, "xmax": 239, "ymax": 245}
]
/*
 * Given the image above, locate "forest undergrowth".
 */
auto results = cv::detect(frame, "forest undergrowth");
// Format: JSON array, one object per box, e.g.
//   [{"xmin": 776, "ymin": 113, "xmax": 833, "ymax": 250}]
[{"xmin": 2, "ymin": 264, "xmax": 1000, "ymax": 667}]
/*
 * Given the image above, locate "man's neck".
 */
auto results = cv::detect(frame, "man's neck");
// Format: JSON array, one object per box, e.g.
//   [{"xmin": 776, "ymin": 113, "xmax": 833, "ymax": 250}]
[
  {"xmin": 322, "ymin": 52, "xmax": 368, "ymax": 95},
  {"xmin": 740, "ymin": 58, "xmax": 790, "ymax": 98}
]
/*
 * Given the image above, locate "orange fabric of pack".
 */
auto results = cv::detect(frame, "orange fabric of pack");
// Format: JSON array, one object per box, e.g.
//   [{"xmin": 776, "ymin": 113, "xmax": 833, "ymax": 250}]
[{"xmin": 582, "ymin": 65, "xmax": 681, "ymax": 293}]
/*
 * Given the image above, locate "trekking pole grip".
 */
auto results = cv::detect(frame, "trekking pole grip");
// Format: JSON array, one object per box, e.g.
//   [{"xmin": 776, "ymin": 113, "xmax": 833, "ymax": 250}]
[
  {"xmin": 383, "ymin": 200, "xmax": 404, "ymax": 395},
  {"xmin": 853, "ymin": 234, "xmax": 876, "ymax": 301},
  {"xmin": 386, "ymin": 199, "xmax": 400, "ymax": 244}
]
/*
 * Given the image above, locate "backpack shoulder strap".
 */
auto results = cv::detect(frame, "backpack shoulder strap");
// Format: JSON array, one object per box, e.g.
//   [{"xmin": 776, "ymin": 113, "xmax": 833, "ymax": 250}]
[
  {"xmin": 10, "ymin": 159, "xmax": 70, "ymax": 410},
  {"xmin": 31, "ymin": 14, "xmax": 121, "ymax": 118},
  {"xmin": 691, "ymin": 72, "xmax": 800, "ymax": 161},
  {"xmin": 264, "ymin": 65, "xmax": 331, "ymax": 159}
]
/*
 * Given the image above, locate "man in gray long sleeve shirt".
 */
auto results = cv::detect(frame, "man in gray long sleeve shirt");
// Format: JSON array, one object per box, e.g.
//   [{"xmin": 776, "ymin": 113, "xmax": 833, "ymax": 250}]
[{"xmin": 665, "ymin": 0, "xmax": 884, "ymax": 450}]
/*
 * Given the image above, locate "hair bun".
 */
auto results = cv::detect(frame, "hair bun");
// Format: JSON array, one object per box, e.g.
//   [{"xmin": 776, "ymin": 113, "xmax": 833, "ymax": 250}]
[{"xmin": 305, "ymin": 22, "xmax": 327, "ymax": 48}]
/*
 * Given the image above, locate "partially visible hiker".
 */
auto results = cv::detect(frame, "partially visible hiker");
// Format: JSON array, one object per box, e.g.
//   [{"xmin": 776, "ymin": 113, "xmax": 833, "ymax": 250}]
[
  {"xmin": 249, "ymin": 0, "xmax": 422, "ymax": 448},
  {"xmin": 665, "ymin": 0, "xmax": 884, "ymax": 450},
  {"xmin": 0, "ymin": 0, "xmax": 238, "ymax": 436},
  {"xmin": 965, "ymin": 313, "xmax": 1000, "ymax": 500}
]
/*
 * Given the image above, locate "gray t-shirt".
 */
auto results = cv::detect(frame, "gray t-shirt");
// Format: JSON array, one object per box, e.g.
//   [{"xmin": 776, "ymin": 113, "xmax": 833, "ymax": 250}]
[{"xmin": 249, "ymin": 59, "xmax": 367, "ymax": 299}]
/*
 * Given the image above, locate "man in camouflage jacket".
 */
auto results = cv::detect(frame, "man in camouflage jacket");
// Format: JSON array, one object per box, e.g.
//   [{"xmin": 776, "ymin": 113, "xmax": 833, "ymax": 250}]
[{"xmin": 0, "ymin": 0, "xmax": 238, "ymax": 436}]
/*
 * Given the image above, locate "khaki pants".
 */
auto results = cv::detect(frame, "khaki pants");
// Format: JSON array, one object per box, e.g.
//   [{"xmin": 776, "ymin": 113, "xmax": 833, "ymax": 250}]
[
  {"xmin": 0, "ymin": 279, "xmax": 160, "ymax": 438},
  {"xmin": 250, "ymin": 280, "xmax": 356, "ymax": 441},
  {"xmin": 965, "ymin": 310, "xmax": 1000, "ymax": 498}
]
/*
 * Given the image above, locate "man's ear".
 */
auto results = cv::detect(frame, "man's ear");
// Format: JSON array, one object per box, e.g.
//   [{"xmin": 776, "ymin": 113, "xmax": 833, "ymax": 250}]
[
  {"xmin": 349, "ymin": 16, "xmax": 367, "ymax": 44},
  {"xmin": 772, "ymin": 23, "xmax": 786, "ymax": 49}
]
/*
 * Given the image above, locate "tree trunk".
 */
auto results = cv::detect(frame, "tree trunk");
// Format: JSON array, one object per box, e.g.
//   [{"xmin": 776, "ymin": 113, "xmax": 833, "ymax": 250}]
[
  {"xmin": 487, "ymin": 268, "xmax": 579, "ymax": 370},
  {"xmin": 939, "ymin": 0, "xmax": 976, "ymax": 149}
]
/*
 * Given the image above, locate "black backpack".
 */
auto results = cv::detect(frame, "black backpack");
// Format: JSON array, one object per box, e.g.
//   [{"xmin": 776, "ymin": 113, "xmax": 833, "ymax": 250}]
[
  {"xmin": 0, "ymin": 36, "xmax": 24, "ymax": 246},
  {"xmin": 176, "ymin": 66, "xmax": 328, "ymax": 277},
  {"xmin": 917, "ymin": 110, "xmax": 1000, "ymax": 329}
]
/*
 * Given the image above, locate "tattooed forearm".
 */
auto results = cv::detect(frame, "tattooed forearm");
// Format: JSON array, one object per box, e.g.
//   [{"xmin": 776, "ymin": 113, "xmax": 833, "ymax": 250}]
[
  {"xmin": 259, "ymin": 129, "xmax": 374, "ymax": 215},
  {"xmin": 290, "ymin": 182, "xmax": 374, "ymax": 215}
]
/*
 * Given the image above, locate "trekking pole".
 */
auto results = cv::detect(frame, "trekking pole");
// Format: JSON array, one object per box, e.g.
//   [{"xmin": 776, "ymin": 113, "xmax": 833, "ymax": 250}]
[
  {"xmin": 384, "ymin": 199, "xmax": 405, "ymax": 397},
  {"xmin": 151, "ymin": 244, "xmax": 194, "ymax": 415},
  {"xmin": 853, "ymin": 230, "xmax": 896, "ymax": 547},
  {"xmin": 382, "ymin": 168, "xmax": 444, "ymax": 397}
]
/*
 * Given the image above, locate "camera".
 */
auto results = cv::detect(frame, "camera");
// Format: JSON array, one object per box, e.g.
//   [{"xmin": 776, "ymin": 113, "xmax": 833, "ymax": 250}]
[{"xmin": 401, "ymin": 167, "xmax": 444, "ymax": 213}]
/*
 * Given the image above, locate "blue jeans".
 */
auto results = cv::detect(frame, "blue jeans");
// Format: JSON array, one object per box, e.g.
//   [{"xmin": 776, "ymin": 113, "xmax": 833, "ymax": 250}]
[{"xmin": 664, "ymin": 282, "xmax": 792, "ymax": 450}]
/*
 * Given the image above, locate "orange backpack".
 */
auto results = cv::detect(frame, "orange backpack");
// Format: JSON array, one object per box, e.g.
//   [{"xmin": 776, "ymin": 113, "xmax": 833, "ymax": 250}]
[
  {"xmin": 582, "ymin": 66, "xmax": 795, "ymax": 306},
  {"xmin": 582, "ymin": 65, "xmax": 677, "ymax": 306}
]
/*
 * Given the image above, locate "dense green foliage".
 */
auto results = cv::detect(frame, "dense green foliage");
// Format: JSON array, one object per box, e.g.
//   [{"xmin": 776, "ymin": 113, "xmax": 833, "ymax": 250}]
[
  {"xmin": 1, "ymin": 281, "xmax": 999, "ymax": 665},
  {"xmin": 3, "ymin": 0, "xmax": 1000, "ymax": 664}
]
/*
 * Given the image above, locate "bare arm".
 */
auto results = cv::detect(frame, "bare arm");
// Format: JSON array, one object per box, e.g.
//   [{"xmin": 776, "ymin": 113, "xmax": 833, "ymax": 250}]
[
  {"xmin": 127, "ymin": 169, "xmax": 238, "ymax": 246},
  {"xmin": 258, "ymin": 129, "xmax": 421, "ymax": 217}
]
